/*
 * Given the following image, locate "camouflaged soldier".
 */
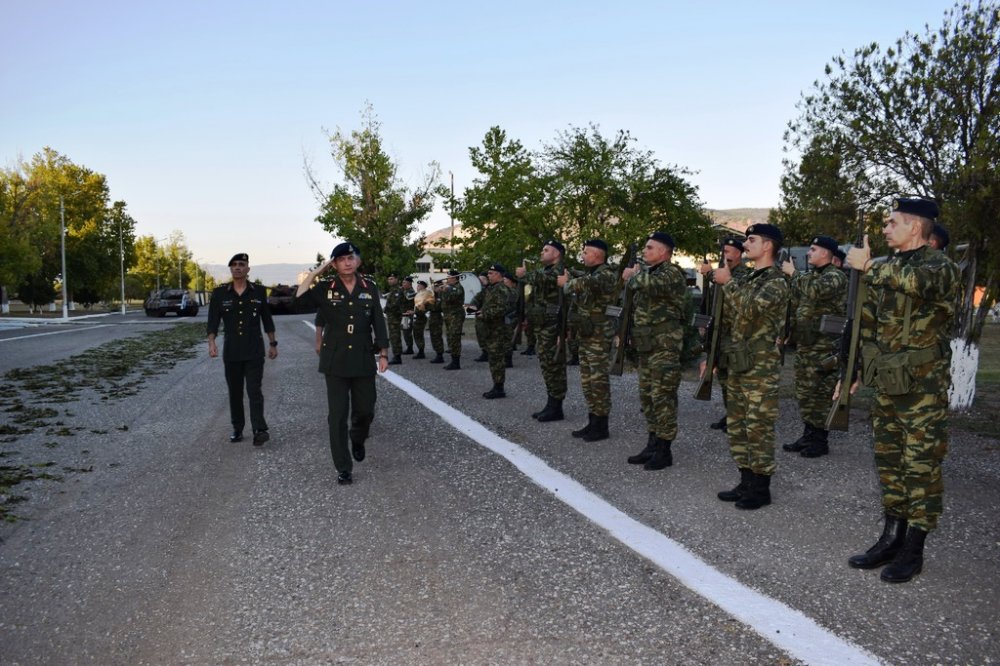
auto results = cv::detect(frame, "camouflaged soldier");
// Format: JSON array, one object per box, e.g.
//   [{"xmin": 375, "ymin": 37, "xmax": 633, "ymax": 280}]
[
  {"xmin": 781, "ymin": 235, "xmax": 847, "ymax": 458},
  {"xmin": 503, "ymin": 272, "xmax": 520, "ymax": 367},
  {"xmin": 480, "ymin": 264, "xmax": 515, "ymax": 398},
  {"xmin": 440, "ymin": 269, "xmax": 466, "ymax": 370},
  {"xmin": 622, "ymin": 232, "xmax": 689, "ymax": 469},
  {"xmin": 713, "ymin": 224, "xmax": 789, "ymax": 509},
  {"xmin": 401, "ymin": 276, "xmax": 416, "ymax": 354},
  {"xmin": 559, "ymin": 239, "xmax": 618, "ymax": 442},
  {"xmin": 427, "ymin": 281, "xmax": 446, "ymax": 363},
  {"xmin": 384, "ymin": 273, "xmax": 405, "ymax": 365},
  {"xmin": 470, "ymin": 273, "xmax": 490, "ymax": 362},
  {"xmin": 411, "ymin": 279, "xmax": 431, "ymax": 359},
  {"xmin": 516, "ymin": 240, "xmax": 568, "ymax": 422},
  {"xmin": 843, "ymin": 197, "xmax": 960, "ymax": 584},
  {"xmin": 698, "ymin": 238, "xmax": 749, "ymax": 432}
]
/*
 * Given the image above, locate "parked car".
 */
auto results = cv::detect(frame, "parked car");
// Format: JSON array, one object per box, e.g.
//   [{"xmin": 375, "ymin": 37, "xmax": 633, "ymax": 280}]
[{"xmin": 144, "ymin": 289, "xmax": 199, "ymax": 317}]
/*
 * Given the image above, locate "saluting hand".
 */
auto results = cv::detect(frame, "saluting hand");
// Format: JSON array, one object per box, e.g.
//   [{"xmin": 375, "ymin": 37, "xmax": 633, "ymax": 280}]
[
  {"xmin": 515, "ymin": 266, "xmax": 526, "ymax": 278},
  {"xmin": 713, "ymin": 266, "xmax": 731, "ymax": 285},
  {"xmin": 846, "ymin": 235, "xmax": 872, "ymax": 272},
  {"xmin": 622, "ymin": 265, "xmax": 639, "ymax": 281},
  {"xmin": 556, "ymin": 269, "xmax": 568, "ymax": 288}
]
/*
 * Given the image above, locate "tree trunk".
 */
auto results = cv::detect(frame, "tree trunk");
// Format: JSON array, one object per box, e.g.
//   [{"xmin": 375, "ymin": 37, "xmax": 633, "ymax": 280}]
[{"xmin": 949, "ymin": 338, "xmax": 978, "ymax": 411}]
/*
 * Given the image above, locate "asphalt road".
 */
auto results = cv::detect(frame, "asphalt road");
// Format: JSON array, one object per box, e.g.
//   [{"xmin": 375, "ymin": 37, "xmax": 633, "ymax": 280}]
[{"xmin": 0, "ymin": 314, "xmax": 997, "ymax": 665}]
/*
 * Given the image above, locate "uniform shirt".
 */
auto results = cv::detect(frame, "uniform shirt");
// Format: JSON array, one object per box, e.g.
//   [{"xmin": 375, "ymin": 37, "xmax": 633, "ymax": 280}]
[
  {"xmin": 861, "ymin": 245, "xmax": 959, "ymax": 356},
  {"xmin": 522, "ymin": 261, "xmax": 565, "ymax": 325},
  {"xmin": 206, "ymin": 282, "xmax": 275, "ymax": 362},
  {"xmin": 789, "ymin": 262, "xmax": 847, "ymax": 349},
  {"xmin": 480, "ymin": 281, "xmax": 513, "ymax": 325},
  {"xmin": 630, "ymin": 261, "xmax": 688, "ymax": 329},
  {"xmin": 567, "ymin": 262, "xmax": 618, "ymax": 329},
  {"xmin": 296, "ymin": 276, "xmax": 390, "ymax": 378},
  {"xmin": 724, "ymin": 265, "xmax": 789, "ymax": 350},
  {"xmin": 384, "ymin": 285, "xmax": 405, "ymax": 322},
  {"xmin": 440, "ymin": 282, "xmax": 465, "ymax": 316}
]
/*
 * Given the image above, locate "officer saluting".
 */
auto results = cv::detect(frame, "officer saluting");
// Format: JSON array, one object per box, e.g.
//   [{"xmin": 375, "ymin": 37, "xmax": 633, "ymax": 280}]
[
  {"xmin": 295, "ymin": 242, "xmax": 390, "ymax": 485},
  {"xmin": 206, "ymin": 252, "xmax": 277, "ymax": 446}
]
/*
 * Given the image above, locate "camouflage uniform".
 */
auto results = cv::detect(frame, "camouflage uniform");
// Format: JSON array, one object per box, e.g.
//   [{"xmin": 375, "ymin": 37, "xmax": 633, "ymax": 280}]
[
  {"xmin": 789, "ymin": 263, "xmax": 847, "ymax": 439},
  {"xmin": 480, "ymin": 280, "xmax": 514, "ymax": 387},
  {"xmin": 566, "ymin": 263, "xmax": 618, "ymax": 417},
  {"xmin": 523, "ymin": 261, "xmax": 567, "ymax": 400},
  {"xmin": 631, "ymin": 261, "xmax": 689, "ymax": 441},
  {"xmin": 861, "ymin": 245, "xmax": 959, "ymax": 532},
  {"xmin": 384, "ymin": 284, "xmax": 404, "ymax": 358},
  {"xmin": 401, "ymin": 286, "xmax": 415, "ymax": 352},
  {"xmin": 440, "ymin": 282, "xmax": 466, "ymax": 359},
  {"xmin": 723, "ymin": 265, "xmax": 789, "ymax": 477},
  {"xmin": 712, "ymin": 262, "xmax": 751, "ymax": 412},
  {"xmin": 427, "ymin": 290, "xmax": 445, "ymax": 357},
  {"xmin": 471, "ymin": 287, "xmax": 489, "ymax": 358},
  {"xmin": 412, "ymin": 295, "xmax": 428, "ymax": 354}
]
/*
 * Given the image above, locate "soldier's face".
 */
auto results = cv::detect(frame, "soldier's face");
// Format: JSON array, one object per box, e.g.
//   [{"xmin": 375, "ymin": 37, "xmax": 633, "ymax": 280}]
[
  {"xmin": 807, "ymin": 244, "xmax": 832, "ymax": 267},
  {"xmin": 884, "ymin": 212, "xmax": 920, "ymax": 249},
  {"xmin": 722, "ymin": 246, "xmax": 742, "ymax": 267},
  {"xmin": 387, "ymin": 276, "xmax": 397, "ymax": 286},
  {"xmin": 334, "ymin": 254, "xmax": 358, "ymax": 275},
  {"xmin": 744, "ymin": 235, "xmax": 770, "ymax": 261},
  {"xmin": 581, "ymin": 246, "xmax": 606, "ymax": 267},
  {"xmin": 229, "ymin": 261, "xmax": 249, "ymax": 279},
  {"xmin": 642, "ymin": 240, "xmax": 669, "ymax": 266},
  {"xmin": 540, "ymin": 245, "xmax": 560, "ymax": 265},
  {"xmin": 487, "ymin": 270, "xmax": 502, "ymax": 284}
]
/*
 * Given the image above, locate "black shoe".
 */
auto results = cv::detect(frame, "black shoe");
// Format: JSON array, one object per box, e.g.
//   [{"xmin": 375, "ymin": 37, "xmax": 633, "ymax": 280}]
[
  {"xmin": 403, "ymin": 347, "xmax": 414, "ymax": 355},
  {"xmin": 801, "ymin": 428, "xmax": 830, "ymax": 458},
  {"xmin": 389, "ymin": 355, "xmax": 402, "ymax": 365},
  {"xmin": 880, "ymin": 528, "xmax": 927, "ymax": 583},
  {"xmin": 581, "ymin": 415, "xmax": 609, "ymax": 442},
  {"xmin": 531, "ymin": 396, "xmax": 557, "ymax": 419},
  {"xmin": 643, "ymin": 438, "xmax": 673, "ymax": 470},
  {"xmin": 783, "ymin": 423, "xmax": 814, "ymax": 452},
  {"xmin": 735, "ymin": 473, "xmax": 772, "ymax": 510},
  {"xmin": 505, "ymin": 353, "xmax": 513, "ymax": 368},
  {"xmin": 627, "ymin": 433, "xmax": 657, "ymax": 464},
  {"xmin": 536, "ymin": 397, "xmax": 564, "ymax": 422},
  {"xmin": 567, "ymin": 353, "xmax": 580, "ymax": 366},
  {"xmin": 475, "ymin": 352, "xmax": 489, "ymax": 362},
  {"xmin": 571, "ymin": 413, "xmax": 595, "ymax": 438},
  {"xmin": 252, "ymin": 430, "xmax": 269, "ymax": 446},
  {"xmin": 718, "ymin": 467, "xmax": 753, "ymax": 502},
  {"xmin": 521, "ymin": 346, "xmax": 536, "ymax": 356},
  {"xmin": 351, "ymin": 435, "xmax": 366, "ymax": 462},
  {"xmin": 444, "ymin": 357, "xmax": 460, "ymax": 370},
  {"xmin": 337, "ymin": 471, "xmax": 353, "ymax": 485},
  {"xmin": 483, "ymin": 384, "xmax": 506, "ymax": 399},
  {"xmin": 849, "ymin": 514, "xmax": 908, "ymax": 569},
  {"xmin": 413, "ymin": 351, "xmax": 426, "ymax": 359},
  {"xmin": 430, "ymin": 353, "xmax": 445, "ymax": 364},
  {"xmin": 709, "ymin": 415, "xmax": 727, "ymax": 430},
  {"xmin": 229, "ymin": 430, "xmax": 243, "ymax": 443}
]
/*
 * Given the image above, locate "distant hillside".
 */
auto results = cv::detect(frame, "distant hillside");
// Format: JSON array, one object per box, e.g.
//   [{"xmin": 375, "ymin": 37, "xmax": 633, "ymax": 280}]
[
  {"xmin": 707, "ymin": 208, "xmax": 772, "ymax": 233},
  {"xmin": 207, "ymin": 263, "xmax": 313, "ymax": 286}
]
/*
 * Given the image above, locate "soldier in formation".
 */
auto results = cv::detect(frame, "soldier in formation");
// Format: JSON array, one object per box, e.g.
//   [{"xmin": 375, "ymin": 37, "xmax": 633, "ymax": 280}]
[
  {"xmin": 411, "ymin": 279, "xmax": 432, "ymax": 359},
  {"xmin": 480, "ymin": 264, "xmax": 515, "ymax": 398},
  {"xmin": 440, "ymin": 269, "xmax": 466, "ymax": 370},
  {"xmin": 427, "ymin": 280, "xmax": 446, "ymax": 363},
  {"xmin": 401, "ymin": 275, "xmax": 416, "ymax": 355},
  {"xmin": 384, "ymin": 273, "xmax": 405, "ymax": 365}
]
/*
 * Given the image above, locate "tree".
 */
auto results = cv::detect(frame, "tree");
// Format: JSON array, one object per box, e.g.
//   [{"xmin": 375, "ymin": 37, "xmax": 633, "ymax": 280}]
[
  {"xmin": 784, "ymin": 0, "xmax": 1000, "ymax": 408},
  {"xmin": 309, "ymin": 104, "xmax": 439, "ymax": 281},
  {"xmin": 0, "ymin": 165, "xmax": 43, "ymax": 288}
]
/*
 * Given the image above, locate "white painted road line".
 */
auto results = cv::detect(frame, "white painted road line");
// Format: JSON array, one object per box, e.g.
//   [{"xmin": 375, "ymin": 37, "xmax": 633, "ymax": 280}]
[{"xmin": 0, "ymin": 325, "xmax": 112, "ymax": 342}]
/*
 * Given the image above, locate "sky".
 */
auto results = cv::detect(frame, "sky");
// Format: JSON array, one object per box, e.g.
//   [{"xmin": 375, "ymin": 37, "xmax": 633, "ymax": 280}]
[{"xmin": 1, "ymin": 0, "xmax": 959, "ymax": 268}]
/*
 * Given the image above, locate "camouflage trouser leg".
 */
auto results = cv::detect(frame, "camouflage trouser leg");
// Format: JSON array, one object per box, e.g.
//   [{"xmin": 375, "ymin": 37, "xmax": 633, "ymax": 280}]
[
  {"xmin": 872, "ymin": 359, "xmax": 950, "ymax": 532},
  {"xmin": 717, "ymin": 365, "xmax": 730, "ymax": 408},
  {"xmin": 794, "ymin": 345, "xmax": 838, "ymax": 428},
  {"xmin": 507, "ymin": 323, "xmax": 518, "ymax": 356},
  {"xmin": 725, "ymin": 357, "xmax": 779, "ymax": 475},
  {"xmin": 445, "ymin": 313, "xmax": 463, "ymax": 357},
  {"xmin": 568, "ymin": 329, "xmax": 579, "ymax": 357},
  {"xmin": 387, "ymin": 317, "xmax": 402, "ymax": 356},
  {"xmin": 486, "ymin": 326, "xmax": 507, "ymax": 385},
  {"xmin": 475, "ymin": 318, "xmax": 488, "ymax": 354},
  {"xmin": 638, "ymin": 346, "xmax": 681, "ymax": 440},
  {"xmin": 535, "ymin": 322, "xmax": 567, "ymax": 400},
  {"xmin": 402, "ymin": 322, "xmax": 413, "ymax": 350},
  {"xmin": 525, "ymin": 321, "xmax": 536, "ymax": 347},
  {"xmin": 428, "ymin": 314, "xmax": 444, "ymax": 354},
  {"xmin": 412, "ymin": 313, "xmax": 427, "ymax": 352},
  {"xmin": 579, "ymin": 332, "xmax": 612, "ymax": 416}
]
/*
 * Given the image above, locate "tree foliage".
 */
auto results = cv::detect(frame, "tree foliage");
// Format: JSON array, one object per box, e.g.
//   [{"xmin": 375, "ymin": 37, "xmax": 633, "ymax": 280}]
[{"xmin": 782, "ymin": 0, "xmax": 1000, "ymax": 341}]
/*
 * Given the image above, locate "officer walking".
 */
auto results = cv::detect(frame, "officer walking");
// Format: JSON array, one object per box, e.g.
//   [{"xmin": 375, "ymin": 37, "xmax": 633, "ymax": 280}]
[
  {"xmin": 781, "ymin": 235, "xmax": 847, "ymax": 458},
  {"xmin": 843, "ymin": 197, "xmax": 960, "ymax": 583},
  {"xmin": 206, "ymin": 253, "xmax": 277, "ymax": 446},
  {"xmin": 295, "ymin": 242, "xmax": 390, "ymax": 485},
  {"xmin": 440, "ymin": 269, "xmax": 466, "ymax": 370}
]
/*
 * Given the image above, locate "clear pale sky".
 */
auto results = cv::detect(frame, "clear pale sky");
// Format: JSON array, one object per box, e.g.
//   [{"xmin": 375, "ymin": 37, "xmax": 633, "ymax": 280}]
[{"xmin": 1, "ymin": 0, "xmax": 956, "ymax": 267}]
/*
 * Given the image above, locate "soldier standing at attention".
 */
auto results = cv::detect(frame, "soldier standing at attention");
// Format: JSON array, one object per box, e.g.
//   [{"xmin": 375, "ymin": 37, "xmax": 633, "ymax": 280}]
[
  {"xmin": 516, "ymin": 240, "xmax": 568, "ymax": 422},
  {"xmin": 843, "ymin": 197, "xmax": 959, "ymax": 583},
  {"xmin": 384, "ymin": 273, "xmax": 404, "ymax": 365},
  {"xmin": 502, "ymin": 272, "xmax": 520, "ymax": 368},
  {"xmin": 698, "ymin": 237, "xmax": 748, "ymax": 432},
  {"xmin": 428, "ymin": 280, "xmax": 446, "ymax": 363},
  {"xmin": 207, "ymin": 253, "xmax": 277, "ymax": 445},
  {"xmin": 559, "ymin": 239, "xmax": 618, "ymax": 442},
  {"xmin": 440, "ymin": 269, "xmax": 466, "ymax": 370},
  {"xmin": 622, "ymin": 233, "xmax": 689, "ymax": 469},
  {"xmin": 401, "ymin": 276, "xmax": 416, "ymax": 355},
  {"xmin": 411, "ymin": 279, "xmax": 431, "ymax": 359},
  {"xmin": 781, "ymin": 235, "xmax": 847, "ymax": 458},
  {"xmin": 713, "ymin": 224, "xmax": 789, "ymax": 509},
  {"xmin": 469, "ymin": 272, "xmax": 490, "ymax": 362},
  {"xmin": 295, "ymin": 242, "xmax": 389, "ymax": 485},
  {"xmin": 480, "ymin": 264, "xmax": 514, "ymax": 399}
]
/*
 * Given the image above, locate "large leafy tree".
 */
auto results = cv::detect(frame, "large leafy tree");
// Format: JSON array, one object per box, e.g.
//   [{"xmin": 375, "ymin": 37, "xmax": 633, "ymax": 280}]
[
  {"xmin": 784, "ymin": 0, "xmax": 999, "ymax": 408},
  {"xmin": 310, "ymin": 104, "xmax": 438, "ymax": 282}
]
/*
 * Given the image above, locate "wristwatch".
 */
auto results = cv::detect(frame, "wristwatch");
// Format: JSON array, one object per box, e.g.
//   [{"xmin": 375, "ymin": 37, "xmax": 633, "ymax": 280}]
[{"xmin": 270, "ymin": 341, "xmax": 278, "ymax": 347}]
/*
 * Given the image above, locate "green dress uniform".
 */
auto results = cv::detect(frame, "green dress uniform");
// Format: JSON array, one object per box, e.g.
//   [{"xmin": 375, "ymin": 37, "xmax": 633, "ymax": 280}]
[
  {"xmin": 206, "ymin": 282, "xmax": 275, "ymax": 436},
  {"xmin": 295, "ymin": 276, "xmax": 389, "ymax": 474}
]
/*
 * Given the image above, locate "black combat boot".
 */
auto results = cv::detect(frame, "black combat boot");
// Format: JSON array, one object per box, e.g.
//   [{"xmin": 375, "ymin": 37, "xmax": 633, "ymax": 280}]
[
  {"xmin": 483, "ymin": 383, "xmax": 506, "ymax": 399},
  {"xmin": 782, "ymin": 423, "xmax": 814, "ymax": 452},
  {"xmin": 735, "ymin": 473, "xmax": 772, "ymax": 510},
  {"xmin": 531, "ymin": 396, "xmax": 557, "ymax": 419},
  {"xmin": 536, "ymin": 397, "xmax": 564, "ymax": 422},
  {"xmin": 413, "ymin": 350, "xmax": 426, "ymax": 359},
  {"xmin": 567, "ymin": 353, "xmax": 580, "ymax": 366},
  {"xmin": 475, "ymin": 351, "xmax": 489, "ymax": 362},
  {"xmin": 801, "ymin": 428, "xmax": 830, "ymax": 458},
  {"xmin": 571, "ymin": 413, "xmax": 595, "ymax": 438},
  {"xmin": 403, "ymin": 346, "xmax": 414, "ymax": 355},
  {"xmin": 430, "ymin": 353, "xmax": 445, "ymax": 364},
  {"xmin": 643, "ymin": 438, "xmax": 673, "ymax": 470},
  {"xmin": 389, "ymin": 355, "xmax": 402, "ymax": 365},
  {"xmin": 848, "ymin": 514, "xmax": 908, "ymax": 569},
  {"xmin": 709, "ymin": 415, "xmax": 727, "ymax": 431},
  {"xmin": 880, "ymin": 527, "xmax": 927, "ymax": 583},
  {"xmin": 505, "ymin": 352, "xmax": 513, "ymax": 368},
  {"xmin": 627, "ymin": 433, "xmax": 657, "ymax": 464},
  {"xmin": 582, "ymin": 415, "xmax": 610, "ymax": 442},
  {"xmin": 444, "ymin": 356, "xmax": 461, "ymax": 370},
  {"xmin": 521, "ymin": 345, "xmax": 536, "ymax": 356},
  {"xmin": 717, "ymin": 467, "xmax": 753, "ymax": 502}
]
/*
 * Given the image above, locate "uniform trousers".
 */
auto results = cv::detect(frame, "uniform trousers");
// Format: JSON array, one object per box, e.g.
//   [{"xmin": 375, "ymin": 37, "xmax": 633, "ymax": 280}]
[
  {"xmin": 725, "ymin": 352, "xmax": 779, "ymax": 475},
  {"xmin": 224, "ymin": 358, "xmax": 267, "ymax": 433},
  {"xmin": 325, "ymin": 374, "xmax": 377, "ymax": 473}
]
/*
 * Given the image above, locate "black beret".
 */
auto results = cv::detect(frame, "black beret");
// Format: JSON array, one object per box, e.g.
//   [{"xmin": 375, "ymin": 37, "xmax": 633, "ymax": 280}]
[
  {"xmin": 746, "ymin": 223, "xmax": 783, "ymax": 245},
  {"xmin": 931, "ymin": 223, "xmax": 950, "ymax": 249},
  {"xmin": 503, "ymin": 272, "xmax": 515, "ymax": 281},
  {"xmin": 723, "ymin": 237, "xmax": 744, "ymax": 252},
  {"xmin": 487, "ymin": 262, "xmax": 507, "ymax": 274},
  {"xmin": 386, "ymin": 272, "xmax": 399, "ymax": 279},
  {"xmin": 402, "ymin": 275, "xmax": 413, "ymax": 283},
  {"xmin": 543, "ymin": 239, "xmax": 565, "ymax": 254},
  {"xmin": 584, "ymin": 238, "xmax": 609, "ymax": 253},
  {"xmin": 892, "ymin": 197, "xmax": 938, "ymax": 220},
  {"xmin": 647, "ymin": 231, "xmax": 675, "ymax": 249},
  {"xmin": 810, "ymin": 235, "xmax": 840, "ymax": 254},
  {"xmin": 447, "ymin": 269, "xmax": 461, "ymax": 277},
  {"xmin": 833, "ymin": 248, "xmax": 847, "ymax": 261},
  {"xmin": 331, "ymin": 242, "xmax": 360, "ymax": 259},
  {"xmin": 228, "ymin": 253, "xmax": 249, "ymax": 266},
  {"xmin": 416, "ymin": 280, "xmax": 428, "ymax": 287}
]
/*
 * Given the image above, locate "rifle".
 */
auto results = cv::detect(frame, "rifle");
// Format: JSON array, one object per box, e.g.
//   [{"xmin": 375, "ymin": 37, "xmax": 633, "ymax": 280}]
[
  {"xmin": 778, "ymin": 248, "xmax": 792, "ymax": 366},
  {"xmin": 553, "ymin": 264, "xmax": 569, "ymax": 364},
  {"xmin": 693, "ymin": 246, "xmax": 725, "ymax": 400},
  {"xmin": 822, "ymin": 209, "xmax": 867, "ymax": 431},
  {"xmin": 608, "ymin": 243, "xmax": 639, "ymax": 376}
]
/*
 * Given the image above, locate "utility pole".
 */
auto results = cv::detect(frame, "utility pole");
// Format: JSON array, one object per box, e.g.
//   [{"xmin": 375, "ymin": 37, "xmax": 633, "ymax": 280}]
[{"xmin": 60, "ymin": 196, "xmax": 69, "ymax": 321}]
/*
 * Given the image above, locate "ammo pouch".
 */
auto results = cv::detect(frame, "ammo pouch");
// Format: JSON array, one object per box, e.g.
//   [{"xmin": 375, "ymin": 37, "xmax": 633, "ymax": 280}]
[
  {"xmin": 862, "ymin": 343, "xmax": 942, "ymax": 396},
  {"xmin": 722, "ymin": 339, "xmax": 774, "ymax": 374}
]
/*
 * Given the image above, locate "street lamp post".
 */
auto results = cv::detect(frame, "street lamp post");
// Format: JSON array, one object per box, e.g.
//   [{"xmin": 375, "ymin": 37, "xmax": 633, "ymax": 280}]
[
  {"xmin": 449, "ymin": 171, "xmax": 455, "ymax": 258},
  {"xmin": 118, "ymin": 215, "xmax": 126, "ymax": 315},
  {"xmin": 59, "ymin": 196, "xmax": 69, "ymax": 321}
]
